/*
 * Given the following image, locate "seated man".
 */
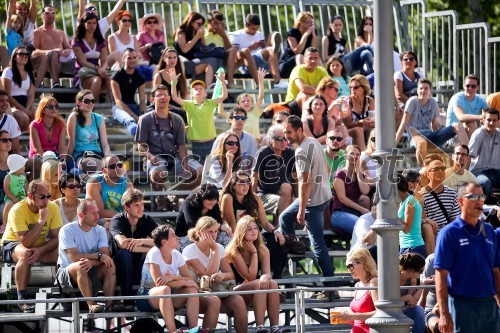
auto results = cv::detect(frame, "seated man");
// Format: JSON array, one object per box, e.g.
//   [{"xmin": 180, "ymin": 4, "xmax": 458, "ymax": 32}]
[
  {"xmin": 284, "ymin": 47, "xmax": 329, "ymax": 115},
  {"xmin": 109, "ymin": 189, "xmax": 157, "ymax": 306},
  {"xmin": 443, "ymin": 144, "xmax": 477, "ymax": 192},
  {"xmin": 324, "ymin": 128, "xmax": 346, "ymax": 189},
  {"xmin": 252, "ymin": 124, "xmax": 295, "ymax": 224},
  {"xmin": 468, "ymin": 108, "xmax": 500, "ymax": 197},
  {"xmin": 86, "ymin": 155, "xmax": 133, "ymax": 220},
  {"xmin": 57, "ymin": 199, "xmax": 131, "ymax": 313},
  {"xmin": 32, "ymin": 5, "xmax": 75, "ymax": 88},
  {"xmin": 445, "ymin": 74, "xmax": 489, "ymax": 140},
  {"xmin": 135, "ymin": 85, "xmax": 202, "ymax": 209},
  {"xmin": 395, "ymin": 78, "xmax": 468, "ymax": 165},
  {"xmin": 0, "ymin": 179, "xmax": 62, "ymax": 312},
  {"xmin": 230, "ymin": 13, "xmax": 287, "ymax": 89},
  {"xmin": 110, "ymin": 48, "xmax": 147, "ymax": 136}
]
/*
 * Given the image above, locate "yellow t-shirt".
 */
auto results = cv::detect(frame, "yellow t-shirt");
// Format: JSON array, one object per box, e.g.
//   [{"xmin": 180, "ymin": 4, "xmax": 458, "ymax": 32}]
[
  {"xmin": 285, "ymin": 65, "xmax": 329, "ymax": 102},
  {"xmin": 245, "ymin": 106, "xmax": 263, "ymax": 139},
  {"xmin": 182, "ymin": 99, "xmax": 218, "ymax": 141},
  {"xmin": 1, "ymin": 199, "xmax": 63, "ymax": 248},
  {"xmin": 204, "ymin": 32, "xmax": 224, "ymax": 48}
]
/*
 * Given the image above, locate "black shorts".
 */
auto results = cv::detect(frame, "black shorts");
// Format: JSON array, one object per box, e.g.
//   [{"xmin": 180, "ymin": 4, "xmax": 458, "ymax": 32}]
[{"xmin": 0, "ymin": 241, "xmax": 20, "ymax": 263}]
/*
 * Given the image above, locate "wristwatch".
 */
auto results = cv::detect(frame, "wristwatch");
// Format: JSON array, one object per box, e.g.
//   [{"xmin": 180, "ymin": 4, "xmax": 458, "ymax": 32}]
[{"xmin": 97, "ymin": 252, "xmax": 103, "ymax": 261}]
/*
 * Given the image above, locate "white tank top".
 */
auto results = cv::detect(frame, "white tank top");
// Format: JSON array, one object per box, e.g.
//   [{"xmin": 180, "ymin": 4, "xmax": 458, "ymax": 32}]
[{"xmin": 112, "ymin": 34, "xmax": 135, "ymax": 54}]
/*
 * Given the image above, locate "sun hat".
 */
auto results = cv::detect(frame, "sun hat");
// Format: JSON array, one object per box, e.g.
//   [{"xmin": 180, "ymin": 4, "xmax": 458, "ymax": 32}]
[
  {"xmin": 7, "ymin": 154, "xmax": 28, "ymax": 174},
  {"xmin": 138, "ymin": 13, "xmax": 164, "ymax": 32},
  {"xmin": 42, "ymin": 151, "xmax": 58, "ymax": 164}
]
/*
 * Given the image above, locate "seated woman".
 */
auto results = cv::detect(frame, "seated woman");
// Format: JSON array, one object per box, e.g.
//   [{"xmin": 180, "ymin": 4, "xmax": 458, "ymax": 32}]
[
  {"xmin": 361, "ymin": 130, "xmax": 377, "ymax": 182},
  {"xmin": 341, "ymin": 75, "xmax": 375, "ymax": 151},
  {"xmin": 137, "ymin": 13, "xmax": 166, "ymax": 65},
  {"xmin": 182, "ymin": 216, "xmax": 248, "ymax": 333},
  {"xmin": 302, "ymin": 94, "xmax": 336, "ymax": 145},
  {"xmin": 326, "ymin": 56, "xmax": 350, "ymax": 97},
  {"xmin": 331, "ymin": 145, "xmax": 371, "ymax": 237},
  {"xmin": 41, "ymin": 158, "xmax": 61, "ymax": 201},
  {"xmin": 0, "ymin": 46, "xmax": 33, "ymax": 131},
  {"xmin": 394, "ymin": 51, "xmax": 422, "ymax": 109},
  {"xmin": 29, "ymin": 94, "xmax": 67, "ymax": 159},
  {"xmin": 175, "ymin": 184, "xmax": 232, "ymax": 247},
  {"xmin": 353, "ymin": 16, "xmax": 374, "ymax": 75},
  {"xmin": 220, "ymin": 171, "xmax": 286, "ymax": 279},
  {"xmin": 279, "ymin": 11, "xmax": 318, "ymax": 78},
  {"xmin": 136, "ymin": 225, "xmax": 221, "ymax": 332},
  {"xmin": 67, "ymin": 89, "xmax": 110, "ymax": 175},
  {"xmin": 207, "ymin": 132, "xmax": 241, "ymax": 189},
  {"xmin": 399, "ymin": 253, "xmax": 426, "ymax": 333},
  {"xmin": 332, "ymin": 248, "xmax": 378, "ymax": 333},
  {"xmin": 226, "ymin": 215, "xmax": 289, "ymax": 333},
  {"xmin": 72, "ymin": 12, "xmax": 110, "ymax": 103},
  {"xmin": 54, "ymin": 173, "xmax": 82, "ymax": 225}
]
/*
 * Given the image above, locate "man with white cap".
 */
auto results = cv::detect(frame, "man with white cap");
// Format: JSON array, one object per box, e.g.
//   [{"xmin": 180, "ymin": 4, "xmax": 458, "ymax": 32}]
[{"xmin": 0, "ymin": 179, "xmax": 62, "ymax": 312}]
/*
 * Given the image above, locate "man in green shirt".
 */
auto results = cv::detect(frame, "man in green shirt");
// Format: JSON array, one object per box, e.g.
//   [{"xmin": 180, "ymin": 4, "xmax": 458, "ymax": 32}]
[{"xmin": 324, "ymin": 128, "xmax": 345, "ymax": 188}]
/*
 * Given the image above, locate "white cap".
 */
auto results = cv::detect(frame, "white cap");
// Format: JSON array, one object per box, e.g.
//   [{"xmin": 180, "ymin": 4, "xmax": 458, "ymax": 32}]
[
  {"xmin": 7, "ymin": 154, "xmax": 28, "ymax": 174},
  {"xmin": 42, "ymin": 151, "xmax": 57, "ymax": 163}
]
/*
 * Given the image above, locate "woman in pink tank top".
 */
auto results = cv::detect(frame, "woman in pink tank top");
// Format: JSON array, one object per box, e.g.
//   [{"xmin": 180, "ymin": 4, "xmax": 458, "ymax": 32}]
[{"xmin": 332, "ymin": 248, "xmax": 378, "ymax": 333}]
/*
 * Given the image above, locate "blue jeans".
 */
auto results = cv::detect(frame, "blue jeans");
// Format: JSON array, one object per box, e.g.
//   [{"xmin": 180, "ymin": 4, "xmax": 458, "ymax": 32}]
[
  {"xmin": 403, "ymin": 305, "xmax": 425, "ymax": 333},
  {"xmin": 113, "ymin": 249, "xmax": 145, "ymax": 303},
  {"xmin": 418, "ymin": 126, "xmax": 456, "ymax": 147},
  {"xmin": 400, "ymin": 245, "xmax": 427, "ymax": 259},
  {"xmin": 342, "ymin": 45, "xmax": 374, "ymax": 75},
  {"xmin": 330, "ymin": 210, "xmax": 359, "ymax": 235},
  {"xmin": 473, "ymin": 169, "xmax": 500, "ymax": 196},
  {"xmin": 279, "ymin": 199, "xmax": 334, "ymax": 278},
  {"xmin": 113, "ymin": 103, "xmax": 141, "ymax": 135},
  {"xmin": 450, "ymin": 295, "xmax": 500, "ymax": 333},
  {"xmin": 192, "ymin": 140, "xmax": 214, "ymax": 165}
]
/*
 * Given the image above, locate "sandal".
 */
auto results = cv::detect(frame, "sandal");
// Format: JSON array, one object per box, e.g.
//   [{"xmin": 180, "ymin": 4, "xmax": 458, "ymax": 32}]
[
  {"xmin": 88, "ymin": 304, "xmax": 106, "ymax": 313},
  {"xmin": 106, "ymin": 304, "xmax": 135, "ymax": 312}
]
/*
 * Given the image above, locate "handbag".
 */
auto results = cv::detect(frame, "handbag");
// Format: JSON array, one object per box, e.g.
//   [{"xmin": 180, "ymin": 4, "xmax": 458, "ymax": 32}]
[
  {"xmin": 198, "ymin": 276, "xmax": 235, "ymax": 298},
  {"xmin": 194, "ymin": 43, "xmax": 225, "ymax": 59},
  {"xmin": 77, "ymin": 67, "xmax": 99, "ymax": 81},
  {"xmin": 284, "ymin": 235, "xmax": 307, "ymax": 255}
]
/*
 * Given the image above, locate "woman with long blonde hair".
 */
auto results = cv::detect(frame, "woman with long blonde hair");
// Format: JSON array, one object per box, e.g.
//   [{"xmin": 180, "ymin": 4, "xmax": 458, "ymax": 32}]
[
  {"xmin": 29, "ymin": 94, "xmax": 67, "ymax": 158},
  {"xmin": 40, "ymin": 158, "xmax": 62, "ymax": 201}
]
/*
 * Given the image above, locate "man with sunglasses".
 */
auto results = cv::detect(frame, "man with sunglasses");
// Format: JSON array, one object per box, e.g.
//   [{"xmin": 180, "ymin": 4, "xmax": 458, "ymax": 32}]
[
  {"xmin": 434, "ymin": 182, "xmax": 500, "ymax": 333},
  {"xmin": 324, "ymin": 128, "xmax": 345, "ymax": 188},
  {"xmin": 86, "ymin": 155, "xmax": 133, "ymax": 222},
  {"xmin": 109, "ymin": 189, "xmax": 157, "ymax": 308},
  {"xmin": 32, "ymin": 5, "xmax": 74, "ymax": 88},
  {"xmin": 446, "ymin": 74, "xmax": 489, "ymax": 140},
  {"xmin": 443, "ymin": 144, "xmax": 477, "ymax": 191},
  {"xmin": 0, "ymin": 179, "xmax": 62, "ymax": 312},
  {"xmin": 252, "ymin": 124, "xmax": 296, "ymax": 223},
  {"xmin": 78, "ymin": 0, "xmax": 126, "ymax": 37}
]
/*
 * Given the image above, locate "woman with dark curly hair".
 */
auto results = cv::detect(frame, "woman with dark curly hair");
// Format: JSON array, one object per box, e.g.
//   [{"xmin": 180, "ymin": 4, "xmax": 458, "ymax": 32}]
[
  {"xmin": 220, "ymin": 171, "xmax": 286, "ymax": 278},
  {"xmin": 71, "ymin": 11, "xmax": 110, "ymax": 102}
]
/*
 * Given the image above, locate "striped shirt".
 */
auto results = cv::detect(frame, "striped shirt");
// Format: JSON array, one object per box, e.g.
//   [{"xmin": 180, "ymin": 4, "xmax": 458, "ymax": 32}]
[{"xmin": 423, "ymin": 186, "xmax": 460, "ymax": 230}]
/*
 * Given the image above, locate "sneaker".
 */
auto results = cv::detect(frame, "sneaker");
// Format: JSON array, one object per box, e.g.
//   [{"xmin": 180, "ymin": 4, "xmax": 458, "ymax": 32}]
[
  {"xmin": 270, "ymin": 32, "xmax": 282, "ymax": 55},
  {"xmin": 19, "ymin": 303, "xmax": 35, "ymax": 313},
  {"xmin": 310, "ymin": 291, "xmax": 337, "ymax": 300},
  {"xmin": 255, "ymin": 327, "xmax": 269, "ymax": 333},
  {"xmin": 52, "ymin": 82, "xmax": 61, "ymax": 89},
  {"xmin": 274, "ymin": 80, "xmax": 288, "ymax": 89}
]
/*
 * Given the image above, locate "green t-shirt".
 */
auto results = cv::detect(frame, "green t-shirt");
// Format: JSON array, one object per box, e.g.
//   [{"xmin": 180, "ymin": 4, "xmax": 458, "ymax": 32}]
[
  {"xmin": 324, "ymin": 149, "xmax": 345, "ymax": 187},
  {"xmin": 285, "ymin": 65, "xmax": 329, "ymax": 102},
  {"xmin": 182, "ymin": 99, "xmax": 218, "ymax": 141}
]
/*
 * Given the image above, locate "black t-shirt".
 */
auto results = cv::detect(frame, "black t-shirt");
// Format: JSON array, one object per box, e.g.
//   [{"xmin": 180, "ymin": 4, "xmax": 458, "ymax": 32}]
[
  {"xmin": 327, "ymin": 35, "xmax": 347, "ymax": 57},
  {"xmin": 108, "ymin": 212, "xmax": 158, "ymax": 255},
  {"xmin": 253, "ymin": 146, "xmax": 295, "ymax": 194},
  {"xmin": 175, "ymin": 198, "xmax": 223, "ymax": 237},
  {"xmin": 111, "ymin": 68, "xmax": 145, "ymax": 105},
  {"xmin": 280, "ymin": 27, "xmax": 316, "ymax": 63}
]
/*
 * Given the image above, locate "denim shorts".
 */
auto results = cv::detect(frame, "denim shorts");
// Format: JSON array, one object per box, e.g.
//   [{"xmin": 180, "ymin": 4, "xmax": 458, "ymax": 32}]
[{"xmin": 136, "ymin": 289, "xmax": 157, "ymax": 312}]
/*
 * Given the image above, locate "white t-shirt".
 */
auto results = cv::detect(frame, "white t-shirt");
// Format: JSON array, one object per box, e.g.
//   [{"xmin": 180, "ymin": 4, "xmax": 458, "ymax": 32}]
[
  {"xmin": 182, "ymin": 243, "xmax": 226, "ymax": 281},
  {"xmin": 230, "ymin": 29, "xmax": 265, "ymax": 54},
  {"xmin": 0, "ymin": 114, "xmax": 22, "ymax": 138},
  {"xmin": 24, "ymin": 18, "xmax": 35, "ymax": 45},
  {"xmin": 1, "ymin": 67, "xmax": 32, "ymax": 97},
  {"xmin": 139, "ymin": 247, "xmax": 186, "ymax": 290},
  {"xmin": 98, "ymin": 17, "xmax": 110, "ymax": 38}
]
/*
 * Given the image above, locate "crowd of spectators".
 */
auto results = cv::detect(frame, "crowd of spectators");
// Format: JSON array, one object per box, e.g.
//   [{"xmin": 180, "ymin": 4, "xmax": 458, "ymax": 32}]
[{"xmin": 0, "ymin": 2, "xmax": 499, "ymax": 332}]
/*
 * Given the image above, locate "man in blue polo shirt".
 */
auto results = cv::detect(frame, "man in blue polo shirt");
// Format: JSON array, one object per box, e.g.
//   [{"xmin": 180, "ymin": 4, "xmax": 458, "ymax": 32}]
[{"xmin": 434, "ymin": 182, "xmax": 500, "ymax": 333}]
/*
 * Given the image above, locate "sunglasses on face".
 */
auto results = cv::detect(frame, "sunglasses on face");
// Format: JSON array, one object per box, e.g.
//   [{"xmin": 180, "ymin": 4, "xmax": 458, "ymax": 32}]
[
  {"xmin": 453, "ymin": 152, "xmax": 468, "ymax": 157},
  {"xmin": 346, "ymin": 262, "xmax": 359, "ymax": 270},
  {"xmin": 272, "ymin": 136, "xmax": 287, "ymax": 142},
  {"xmin": 461, "ymin": 194, "xmax": 487, "ymax": 201},
  {"xmin": 275, "ymin": 119, "xmax": 284, "ymax": 124},
  {"xmin": 328, "ymin": 86, "xmax": 339, "ymax": 92},
  {"xmin": 46, "ymin": 104, "xmax": 59, "ymax": 110},
  {"xmin": 107, "ymin": 162, "xmax": 124, "ymax": 170},
  {"xmin": 146, "ymin": 20, "xmax": 157, "ymax": 24},
  {"xmin": 328, "ymin": 136, "xmax": 343, "ymax": 142},
  {"xmin": 402, "ymin": 57, "xmax": 415, "ymax": 62},
  {"xmin": 235, "ymin": 180, "xmax": 250, "ymax": 185},
  {"xmin": 225, "ymin": 141, "xmax": 239, "ymax": 147},
  {"xmin": 16, "ymin": 52, "xmax": 29, "ymax": 57},
  {"xmin": 65, "ymin": 184, "xmax": 81, "ymax": 190},
  {"xmin": 231, "ymin": 116, "xmax": 247, "ymax": 121},
  {"xmin": 350, "ymin": 85, "xmax": 362, "ymax": 90},
  {"xmin": 35, "ymin": 193, "xmax": 51, "ymax": 200},
  {"xmin": 0, "ymin": 138, "xmax": 13, "ymax": 143},
  {"xmin": 120, "ymin": 19, "xmax": 132, "ymax": 23},
  {"xmin": 85, "ymin": 6, "xmax": 97, "ymax": 11},
  {"xmin": 81, "ymin": 98, "xmax": 96, "ymax": 104},
  {"xmin": 465, "ymin": 84, "xmax": 477, "ymax": 89},
  {"xmin": 428, "ymin": 166, "xmax": 446, "ymax": 172}
]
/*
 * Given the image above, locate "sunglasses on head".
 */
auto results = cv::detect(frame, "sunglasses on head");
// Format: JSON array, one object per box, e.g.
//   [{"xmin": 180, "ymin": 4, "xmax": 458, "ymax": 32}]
[
  {"xmin": 35, "ymin": 193, "xmax": 51, "ymax": 200},
  {"xmin": 461, "ymin": 194, "xmax": 487, "ymax": 201},
  {"xmin": 81, "ymin": 98, "xmax": 96, "ymax": 104},
  {"xmin": 328, "ymin": 136, "xmax": 343, "ymax": 142},
  {"xmin": 85, "ymin": 6, "xmax": 97, "ymax": 11},
  {"xmin": 46, "ymin": 104, "xmax": 59, "ymax": 110},
  {"xmin": 225, "ymin": 140, "xmax": 239, "ymax": 147},
  {"xmin": 465, "ymin": 84, "xmax": 477, "ymax": 89},
  {"xmin": 65, "ymin": 184, "xmax": 81, "ymax": 190},
  {"xmin": 121, "ymin": 19, "xmax": 132, "ymax": 23},
  {"xmin": 107, "ymin": 162, "xmax": 124, "ymax": 170},
  {"xmin": 272, "ymin": 136, "xmax": 287, "ymax": 142},
  {"xmin": 0, "ymin": 138, "xmax": 13, "ymax": 143},
  {"xmin": 231, "ymin": 115, "xmax": 247, "ymax": 121},
  {"xmin": 16, "ymin": 52, "xmax": 29, "ymax": 57}
]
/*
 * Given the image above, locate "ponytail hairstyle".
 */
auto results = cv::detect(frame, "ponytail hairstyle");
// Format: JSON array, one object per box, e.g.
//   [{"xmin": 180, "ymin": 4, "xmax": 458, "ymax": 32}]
[
  {"xmin": 73, "ymin": 89, "xmax": 93, "ymax": 127},
  {"xmin": 187, "ymin": 216, "xmax": 219, "ymax": 242}
]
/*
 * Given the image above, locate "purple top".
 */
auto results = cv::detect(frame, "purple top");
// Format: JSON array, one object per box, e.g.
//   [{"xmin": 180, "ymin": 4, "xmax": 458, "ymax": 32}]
[
  {"xmin": 71, "ymin": 38, "xmax": 106, "ymax": 86},
  {"xmin": 331, "ymin": 169, "xmax": 361, "ymax": 212},
  {"xmin": 137, "ymin": 30, "xmax": 166, "ymax": 61}
]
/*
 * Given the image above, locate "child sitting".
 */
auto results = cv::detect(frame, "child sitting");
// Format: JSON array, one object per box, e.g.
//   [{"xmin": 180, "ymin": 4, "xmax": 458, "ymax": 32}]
[{"xmin": 1, "ymin": 154, "xmax": 27, "ymax": 232}]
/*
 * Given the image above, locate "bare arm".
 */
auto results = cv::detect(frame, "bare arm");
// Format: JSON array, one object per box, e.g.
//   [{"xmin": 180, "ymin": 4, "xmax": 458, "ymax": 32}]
[
  {"xmin": 98, "ymin": 116, "xmax": 110, "ymax": 156},
  {"xmin": 66, "ymin": 113, "xmax": 76, "ymax": 155},
  {"xmin": 105, "ymin": 0, "xmax": 127, "ymax": 25},
  {"xmin": 453, "ymin": 105, "xmax": 483, "ymax": 122},
  {"xmin": 114, "ymin": 234, "xmax": 154, "ymax": 253},
  {"xmin": 294, "ymin": 78, "xmax": 316, "ymax": 95},
  {"xmin": 57, "ymin": 123, "xmax": 68, "ymax": 155},
  {"xmin": 138, "ymin": 84, "xmax": 147, "ymax": 114},
  {"xmin": 10, "ymin": 137, "xmax": 20, "ymax": 154},
  {"xmin": 256, "ymin": 68, "xmax": 265, "ymax": 109},
  {"xmin": 394, "ymin": 78, "xmax": 407, "ymax": 104},
  {"xmin": 1, "ymin": 78, "xmax": 26, "ymax": 111},
  {"xmin": 333, "ymin": 177, "xmax": 370, "ymax": 214},
  {"xmin": 175, "ymin": 31, "xmax": 203, "ymax": 54},
  {"xmin": 86, "ymin": 181, "xmax": 117, "ymax": 218},
  {"xmin": 77, "ymin": 0, "xmax": 85, "ymax": 21},
  {"xmin": 395, "ymin": 111, "xmax": 411, "ymax": 144},
  {"xmin": 436, "ymin": 268, "xmax": 454, "ymax": 332},
  {"xmin": 220, "ymin": 194, "xmax": 237, "ymax": 232},
  {"xmin": 321, "ymin": 36, "xmax": 329, "ymax": 63},
  {"xmin": 232, "ymin": 250, "xmax": 259, "ymax": 281}
]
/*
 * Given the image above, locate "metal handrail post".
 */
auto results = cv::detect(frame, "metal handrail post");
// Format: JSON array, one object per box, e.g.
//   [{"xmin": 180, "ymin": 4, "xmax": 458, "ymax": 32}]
[{"xmin": 72, "ymin": 300, "xmax": 80, "ymax": 333}]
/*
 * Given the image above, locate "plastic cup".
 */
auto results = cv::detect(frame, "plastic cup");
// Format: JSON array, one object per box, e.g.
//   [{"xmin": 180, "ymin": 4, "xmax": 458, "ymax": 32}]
[
  {"xmin": 368, "ymin": 110, "xmax": 375, "ymax": 119},
  {"xmin": 330, "ymin": 310, "xmax": 340, "ymax": 324}
]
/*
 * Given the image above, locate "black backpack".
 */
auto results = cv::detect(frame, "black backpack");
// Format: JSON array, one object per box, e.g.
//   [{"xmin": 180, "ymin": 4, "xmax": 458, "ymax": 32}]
[
  {"xmin": 149, "ymin": 42, "xmax": 166, "ymax": 65},
  {"xmin": 129, "ymin": 318, "xmax": 163, "ymax": 333}
]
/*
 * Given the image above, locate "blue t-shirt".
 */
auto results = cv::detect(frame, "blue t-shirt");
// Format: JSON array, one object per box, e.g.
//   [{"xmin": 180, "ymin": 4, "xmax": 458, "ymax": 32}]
[
  {"xmin": 74, "ymin": 112, "xmax": 103, "ymax": 155},
  {"xmin": 333, "ymin": 76, "xmax": 350, "ymax": 97},
  {"xmin": 58, "ymin": 222, "xmax": 108, "ymax": 268},
  {"xmin": 5, "ymin": 28, "xmax": 23, "ymax": 56},
  {"xmin": 446, "ymin": 92, "xmax": 488, "ymax": 126},
  {"xmin": 434, "ymin": 217, "xmax": 500, "ymax": 298},
  {"xmin": 398, "ymin": 194, "xmax": 424, "ymax": 249}
]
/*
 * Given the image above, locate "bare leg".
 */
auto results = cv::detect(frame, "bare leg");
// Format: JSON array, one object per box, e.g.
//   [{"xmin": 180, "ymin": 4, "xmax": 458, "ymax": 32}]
[
  {"xmin": 68, "ymin": 262, "xmax": 96, "ymax": 308},
  {"xmin": 239, "ymin": 49, "xmax": 259, "ymax": 84},
  {"xmin": 266, "ymin": 279, "xmax": 281, "ymax": 326},
  {"xmin": 172, "ymin": 286, "xmax": 199, "ymax": 329},
  {"xmin": 31, "ymin": 53, "xmax": 49, "ymax": 87},
  {"xmin": 199, "ymin": 295, "xmax": 221, "ymax": 329},
  {"xmin": 12, "ymin": 109, "xmax": 31, "ymax": 133},
  {"xmin": 204, "ymin": 65, "xmax": 215, "ymax": 88},
  {"xmin": 414, "ymin": 135, "xmax": 427, "ymax": 166},
  {"xmin": 82, "ymin": 77, "xmax": 103, "ymax": 105},
  {"xmin": 98, "ymin": 264, "xmax": 116, "ymax": 307},
  {"xmin": 48, "ymin": 52, "xmax": 60, "ymax": 85},
  {"xmin": 235, "ymin": 280, "xmax": 266, "ymax": 326},
  {"xmin": 148, "ymin": 286, "xmax": 176, "ymax": 332},
  {"xmin": 12, "ymin": 245, "xmax": 32, "ymax": 292},
  {"xmin": 453, "ymin": 122, "xmax": 469, "ymax": 145},
  {"xmin": 348, "ymin": 127, "xmax": 366, "ymax": 151},
  {"xmin": 225, "ymin": 47, "xmax": 238, "ymax": 88},
  {"xmin": 221, "ymin": 295, "xmax": 248, "ymax": 333},
  {"xmin": 262, "ymin": 47, "xmax": 281, "ymax": 82}
]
